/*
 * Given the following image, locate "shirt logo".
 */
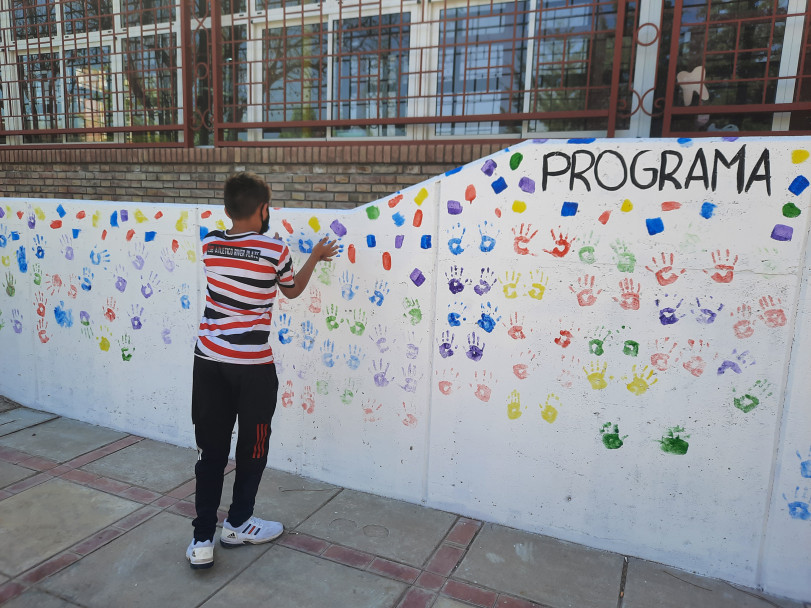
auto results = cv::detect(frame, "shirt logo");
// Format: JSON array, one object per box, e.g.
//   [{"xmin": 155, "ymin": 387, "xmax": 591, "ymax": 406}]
[{"xmin": 208, "ymin": 244, "xmax": 261, "ymax": 261}]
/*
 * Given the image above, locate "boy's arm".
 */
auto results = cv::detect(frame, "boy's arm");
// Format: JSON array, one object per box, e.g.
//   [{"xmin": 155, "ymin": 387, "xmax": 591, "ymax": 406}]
[{"xmin": 278, "ymin": 236, "xmax": 339, "ymax": 300}]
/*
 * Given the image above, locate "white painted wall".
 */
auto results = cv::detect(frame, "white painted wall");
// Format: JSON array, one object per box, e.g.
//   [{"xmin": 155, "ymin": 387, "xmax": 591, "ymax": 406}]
[{"xmin": 1, "ymin": 138, "xmax": 809, "ymax": 601}]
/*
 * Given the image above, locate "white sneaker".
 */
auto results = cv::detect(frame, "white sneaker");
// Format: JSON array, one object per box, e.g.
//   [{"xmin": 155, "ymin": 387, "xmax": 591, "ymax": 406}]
[
  {"xmin": 220, "ymin": 516, "xmax": 283, "ymax": 547},
  {"xmin": 186, "ymin": 538, "xmax": 214, "ymax": 569}
]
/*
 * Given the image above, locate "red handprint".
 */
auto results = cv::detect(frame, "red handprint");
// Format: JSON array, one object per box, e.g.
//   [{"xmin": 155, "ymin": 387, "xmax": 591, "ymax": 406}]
[
  {"xmin": 512, "ymin": 223, "xmax": 539, "ymax": 256},
  {"xmin": 706, "ymin": 249, "xmax": 738, "ymax": 284},
  {"xmin": 613, "ymin": 278, "xmax": 641, "ymax": 311},
  {"xmin": 543, "ymin": 229, "xmax": 575, "ymax": 258},
  {"xmin": 732, "ymin": 304, "xmax": 755, "ymax": 338},
  {"xmin": 569, "ymin": 274, "xmax": 601, "ymax": 307},
  {"xmin": 281, "ymin": 380, "xmax": 294, "ymax": 408},
  {"xmin": 758, "ymin": 295, "xmax": 786, "ymax": 328},
  {"xmin": 645, "ymin": 252, "xmax": 685, "ymax": 286}
]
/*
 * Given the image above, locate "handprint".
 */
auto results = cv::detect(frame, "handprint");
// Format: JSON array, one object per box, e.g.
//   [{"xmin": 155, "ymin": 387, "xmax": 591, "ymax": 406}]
[
  {"xmin": 3, "ymin": 272, "xmax": 14, "ymax": 297},
  {"xmin": 301, "ymin": 386, "xmax": 315, "ymax": 414},
  {"xmin": 325, "ymin": 304, "xmax": 340, "ymax": 331},
  {"xmin": 613, "ymin": 278, "xmax": 641, "ymax": 311},
  {"xmin": 345, "ymin": 344, "xmax": 365, "ymax": 370},
  {"xmin": 477, "ymin": 221, "xmax": 498, "ymax": 253},
  {"xmin": 11, "ymin": 309, "xmax": 22, "ymax": 334},
  {"xmin": 277, "ymin": 313, "xmax": 293, "ymax": 344},
  {"xmin": 732, "ymin": 304, "xmax": 756, "ymax": 338},
  {"xmin": 543, "ymin": 228, "xmax": 575, "ymax": 258},
  {"xmin": 372, "ymin": 359, "xmax": 393, "ymax": 387},
  {"xmin": 34, "ymin": 291, "xmax": 47, "ymax": 317},
  {"xmin": 466, "ymin": 332, "xmax": 485, "ymax": 362},
  {"xmin": 140, "ymin": 271, "xmax": 160, "ymax": 298},
  {"xmin": 610, "ymin": 240, "xmax": 636, "ymax": 273},
  {"xmin": 361, "ymin": 398, "xmax": 383, "ymax": 422},
  {"xmin": 692, "ymin": 297, "xmax": 723, "ymax": 324},
  {"xmin": 339, "ymin": 271, "xmax": 357, "ymax": 301},
  {"xmin": 128, "ymin": 305, "xmax": 144, "ymax": 330},
  {"xmin": 447, "ymin": 222, "xmax": 466, "ymax": 255},
  {"xmin": 447, "ymin": 300, "xmax": 467, "ymax": 327},
  {"xmin": 474, "ymin": 267, "xmax": 497, "ymax": 296},
  {"xmin": 569, "ymin": 274, "xmax": 601, "ymax": 307},
  {"xmin": 399, "ymin": 364, "xmax": 419, "ymax": 393},
  {"xmin": 113, "ymin": 265, "xmax": 128, "ymax": 293},
  {"xmin": 527, "ymin": 270, "xmax": 548, "ymax": 301},
  {"xmin": 129, "ymin": 242, "xmax": 147, "ymax": 270},
  {"xmin": 281, "ymin": 380, "xmax": 294, "ymax": 408},
  {"xmin": 512, "ymin": 223, "xmax": 538, "ymax": 256},
  {"xmin": 45, "ymin": 273, "xmax": 63, "ymax": 296},
  {"xmin": 470, "ymin": 370, "xmax": 493, "ymax": 402},
  {"xmin": 436, "ymin": 368, "xmax": 459, "ymax": 395},
  {"xmin": 438, "ymin": 330, "xmax": 455, "ymax": 358},
  {"xmin": 502, "ymin": 271, "xmax": 520, "ymax": 299},
  {"xmin": 758, "ymin": 295, "xmax": 787, "ymax": 328},
  {"xmin": 717, "ymin": 348, "xmax": 755, "ymax": 375},
  {"xmin": 445, "ymin": 265, "xmax": 470, "ymax": 295},
  {"xmin": 81, "ymin": 267, "xmax": 94, "ymax": 292},
  {"xmin": 403, "ymin": 297, "xmax": 422, "ymax": 325},
  {"xmin": 504, "ymin": 312, "xmax": 527, "ymax": 340},
  {"xmin": 512, "ymin": 349, "xmax": 536, "ymax": 380},
  {"xmin": 583, "ymin": 361, "xmax": 608, "ymax": 390},
  {"xmin": 89, "ymin": 247, "xmax": 111, "ymax": 268},
  {"xmin": 656, "ymin": 294, "xmax": 684, "ymax": 326},
  {"xmin": 32, "ymin": 234, "xmax": 46, "ymax": 259},
  {"xmin": 650, "ymin": 337, "xmax": 678, "ymax": 371},
  {"xmin": 368, "ymin": 280, "xmax": 389, "ymax": 307},
  {"xmin": 160, "ymin": 247, "xmax": 176, "ymax": 272},
  {"xmin": 369, "ymin": 324, "xmax": 393, "ymax": 353},
  {"xmin": 682, "ymin": 339, "xmax": 711, "ymax": 377},
  {"xmin": 300, "ymin": 320, "xmax": 318, "ymax": 351},
  {"xmin": 345, "ymin": 309, "xmax": 367, "ymax": 336},
  {"xmin": 36, "ymin": 318, "xmax": 49, "ymax": 344},
  {"xmin": 645, "ymin": 252, "xmax": 685, "ymax": 286},
  {"xmin": 476, "ymin": 301, "xmax": 501, "ymax": 333},
  {"xmin": 317, "ymin": 261, "xmax": 334, "ymax": 286},
  {"xmin": 118, "ymin": 334, "xmax": 135, "ymax": 362},
  {"xmin": 66, "ymin": 274, "xmax": 78, "ymax": 299},
  {"xmin": 625, "ymin": 365, "xmax": 657, "ymax": 396},
  {"xmin": 506, "ymin": 390, "xmax": 523, "ymax": 420},
  {"xmin": 320, "ymin": 339, "xmax": 336, "ymax": 367},
  {"xmin": 706, "ymin": 249, "xmax": 738, "ymax": 284}
]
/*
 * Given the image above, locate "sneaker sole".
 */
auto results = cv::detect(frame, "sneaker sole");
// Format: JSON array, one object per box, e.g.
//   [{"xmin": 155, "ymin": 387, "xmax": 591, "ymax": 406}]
[{"xmin": 219, "ymin": 529, "xmax": 283, "ymax": 548}]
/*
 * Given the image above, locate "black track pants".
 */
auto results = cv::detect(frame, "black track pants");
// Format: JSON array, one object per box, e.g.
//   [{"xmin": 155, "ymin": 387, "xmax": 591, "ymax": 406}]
[{"xmin": 191, "ymin": 356, "xmax": 278, "ymax": 542}]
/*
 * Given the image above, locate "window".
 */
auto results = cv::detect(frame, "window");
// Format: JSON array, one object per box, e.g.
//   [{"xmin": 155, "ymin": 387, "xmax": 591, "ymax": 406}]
[
  {"xmin": 12, "ymin": 0, "xmax": 56, "ymax": 40},
  {"xmin": 65, "ymin": 47, "xmax": 113, "ymax": 142},
  {"xmin": 17, "ymin": 52, "xmax": 62, "ymax": 142}
]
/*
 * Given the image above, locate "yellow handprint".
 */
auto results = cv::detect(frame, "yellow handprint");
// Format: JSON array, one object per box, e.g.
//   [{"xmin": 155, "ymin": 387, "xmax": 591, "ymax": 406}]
[
  {"xmin": 527, "ymin": 270, "xmax": 548, "ymax": 301},
  {"xmin": 541, "ymin": 393, "xmax": 560, "ymax": 423},
  {"xmin": 625, "ymin": 365, "xmax": 658, "ymax": 396},
  {"xmin": 502, "ymin": 271, "xmax": 520, "ymax": 299},
  {"xmin": 583, "ymin": 361, "xmax": 608, "ymax": 390},
  {"xmin": 507, "ymin": 390, "xmax": 522, "ymax": 420}
]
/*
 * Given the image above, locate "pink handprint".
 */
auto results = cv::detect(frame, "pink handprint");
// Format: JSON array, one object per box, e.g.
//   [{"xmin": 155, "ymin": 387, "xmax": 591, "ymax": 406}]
[
  {"xmin": 613, "ymin": 278, "xmax": 641, "ymax": 311},
  {"xmin": 281, "ymin": 380, "xmax": 294, "ymax": 408},
  {"xmin": 732, "ymin": 304, "xmax": 755, "ymax": 338},
  {"xmin": 758, "ymin": 295, "xmax": 786, "ymax": 328}
]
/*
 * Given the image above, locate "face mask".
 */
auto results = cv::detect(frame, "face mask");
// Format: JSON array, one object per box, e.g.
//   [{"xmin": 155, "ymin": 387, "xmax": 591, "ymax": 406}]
[{"xmin": 259, "ymin": 206, "xmax": 270, "ymax": 235}]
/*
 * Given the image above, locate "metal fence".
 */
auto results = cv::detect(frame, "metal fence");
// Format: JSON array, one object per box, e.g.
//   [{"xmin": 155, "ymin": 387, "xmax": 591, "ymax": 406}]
[{"xmin": 0, "ymin": 0, "xmax": 809, "ymax": 147}]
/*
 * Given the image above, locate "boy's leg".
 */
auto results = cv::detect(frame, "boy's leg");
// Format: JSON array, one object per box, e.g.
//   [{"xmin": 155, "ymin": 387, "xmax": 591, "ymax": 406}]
[
  {"xmin": 227, "ymin": 363, "xmax": 278, "ymax": 527},
  {"xmin": 191, "ymin": 356, "xmax": 236, "ymax": 542}
]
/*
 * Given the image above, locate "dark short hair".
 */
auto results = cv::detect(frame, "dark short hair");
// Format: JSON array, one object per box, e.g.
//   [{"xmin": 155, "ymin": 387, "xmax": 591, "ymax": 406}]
[{"xmin": 224, "ymin": 172, "xmax": 270, "ymax": 220}]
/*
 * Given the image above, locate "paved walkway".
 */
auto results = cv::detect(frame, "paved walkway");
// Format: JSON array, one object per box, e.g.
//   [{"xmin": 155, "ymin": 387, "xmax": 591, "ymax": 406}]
[{"xmin": 0, "ymin": 397, "xmax": 807, "ymax": 608}]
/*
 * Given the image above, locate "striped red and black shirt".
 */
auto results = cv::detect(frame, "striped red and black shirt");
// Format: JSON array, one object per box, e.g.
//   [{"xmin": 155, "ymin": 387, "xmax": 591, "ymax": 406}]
[{"xmin": 194, "ymin": 230, "xmax": 295, "ymax": 365}]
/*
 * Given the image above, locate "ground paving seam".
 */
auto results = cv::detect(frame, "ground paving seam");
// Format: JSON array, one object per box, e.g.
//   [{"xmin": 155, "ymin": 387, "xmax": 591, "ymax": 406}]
[{"xmin": 1, "ymin": 432, "xmax": 557, "ymax": 608}]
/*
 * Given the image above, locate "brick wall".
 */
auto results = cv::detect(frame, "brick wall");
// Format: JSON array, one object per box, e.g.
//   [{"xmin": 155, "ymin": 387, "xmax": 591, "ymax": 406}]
[{"xmin": 0, "ymin": 144, "xmax": 508, "ymax": 209}]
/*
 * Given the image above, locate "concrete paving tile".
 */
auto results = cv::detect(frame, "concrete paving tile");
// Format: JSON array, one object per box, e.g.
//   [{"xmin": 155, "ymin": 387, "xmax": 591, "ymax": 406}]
[
  {"xmin": 298, "ymin": 489, "xmax": 456, "ymax": 567},
  {"xmin": 0, "ymin": 407, "xmax": 58, "ymax": 437},
  {"xmin": 0, "ymin": 572, "xmax": 6, "ymax": 585},
  {"xmin": 200, "ymin": 545, "xmax": 407, "ymax": 608},
  {"xmin": 0, "ymin": 478, "xmax": 140, "ymax": 577},
  {"xmin": 622, "ymin": 558, "xmax": 807, "ymax": 608},
  {"xmin": 433, "ymin": 598, "xmax": 479, "ymax": 608},
  {"xmin": 192, "ymin": 466, "xmax": 342, "ymax": 529},
  {"xmin": 455, "ymin": 523, "xmax": 624, "ymax": 608},
  {"xmin": 0, "ymin": 418, "xmax": 126, "ymax": 463},
  {"xmin": 81, "ymin": 439, "xmax": 196, "ymax": 493},
  {"xmin": 0, "ymin": 460, "xmax": 34, "ymax": 488},
  {"xmin": 2, "ymin": 588, "xmax": 82, "ymax": 608},
  {"xmin": 41, "ymin": 512, "xmax": 261, "ymax": 608},
  {"xmin": 0, "ymin": 396, "xmax": 20, "ymax": 413}
]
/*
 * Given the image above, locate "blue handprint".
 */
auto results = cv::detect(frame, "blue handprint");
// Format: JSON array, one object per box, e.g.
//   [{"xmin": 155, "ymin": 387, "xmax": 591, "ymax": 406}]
[
  {"xmin": 438, "ymin": 330, "xmax": 455, "ymax": 358},
  {"xmin": 129, "ymin": 305, "xmax": 144, "ymax": 330},
  {"xmin": 90, "ymin": 247, "xmax": 111, "ymax": 267},
  {"xmin": 277, "ymin": 313, "xmax": 293, "ymax": 344},
  {"xmin": 297, "ymin": 233, "xmax": 314, "ymax": 254},
  {"xmin": 478, "ymin": 221, "xmax": 499, "ymax": 253},
  {"xmin": 0, "ymin": 225, "xmax": 7, "ymax": 248},
  {"xmin": 466, "ymin": 332, "xmax": 485, "ymax": 362},
  {"xmin": 320, "ymin": 339, "xmax": 336, "ymax": 367},
  {"xmin": 54, "ymin": 301, "xmax": 74, "ymax": 328},
  {"xmin": 447, "ymin": 222, "xmax": 465, "ymax": 256},
  {"xmin": 300, "ymin": 320, "xmax": 317, "ymax": 351},
  {"xmin": 447, "ymin": 300, "xmax": 467, "ymax": 327},
  {"xmin": 16, "ymin": 245, "xmax": 28, "ymax": 273},
  {"xmin": 81, "ymin": 267, "xmax": 94, "ymax": 292},
  {"xmin": 655, "ymin": 294, "xmax": 684, "ymax": 326},
  {"xmin": 339, "ymin": 271, "xmax": 357, "ymax": 301},
  {"xmin": 114, "ymin": 265, "xmax": 128, "ymax": 293},
  {"xmin": 477, "ymin": 302, "xmax": 501, "ymax": 333},
  {"xmin": 692, "ymin": 297, "xmax": 724, "ymax": 325},
  {"xmin": 368, "ymin": 280, "xmax": 389, "ymax": 307},
  {"xmin": 32, "ymin": 234, "xmax": 46, "ymax": 259},
  {"xmin": 345, "ymin": 344, "xmax": 365, "ymax": 370}
]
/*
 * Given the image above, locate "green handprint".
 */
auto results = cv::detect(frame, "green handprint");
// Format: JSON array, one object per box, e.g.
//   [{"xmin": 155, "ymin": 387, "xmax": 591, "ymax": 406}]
[
  {"xmin": 346, "ymin": 309, "xmax": 367, "ymax": 336},
  {"xmin": 119, "ymin": 334, "xmax": 134, "ymax": 362},
  {"xmin": 4, "ymin": 272, "xmax": 15, "ymax": 297},
  {"xmin": 325, "ymin": 304, "xmax": 340, "ymax": 331},
  {"xmin": 403, "ymin": 298, "xmax": 422, "ymax": 325},
  {"xmin": 317, "ymin": 261, "xmax": 334, "ymax": 286},
  {"xmin": 33, "ymin": 263, "xmax": 42, "ymax": 286}
]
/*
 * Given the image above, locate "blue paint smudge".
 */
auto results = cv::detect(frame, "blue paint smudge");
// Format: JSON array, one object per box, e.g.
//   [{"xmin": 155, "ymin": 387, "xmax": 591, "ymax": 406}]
[
  {"xmin": 110, "ymin": 211, "xmax": 118, "ymax": 227},
  {"xmin": 444, "ymin": 166, "xmax": 462, "ymax": 176},
  {"xmin": 518, "ymin": 177, "xmax": 535, "ymax": 193},
  {"xmin": 366, "ymin": 234, "xmax": 376, "ymax": 248},
  {"xmin": 448, "ymin": 313, "xmax": 462, "ymax": 327},
  {"xmin": 677, "ymin": 138, "xmax": 693, "ymax": 147},
  {"xmin": 180, "ymin": 295, "xmax": 191, "ymax": 310},
  {"xmin": 771, "ymin": 224, "xmax": 793, "ymax": 241},
  {"xmin": 646, "ymin": 217, "xmax": 665, "ymax": 235},
  {"xmin": 700, "ymin": 202, "xmax": 716, "ymax": 219},
  {"xmin": 200, "ymin": 226, "xmax": 209, "ymax": 239},
  {"xmin": 481, "ymin": 159, "xmax": 497, "ymax": 177},
  {"xmin": 11, "ymin": 231, "xmax": 20, "ymax": 241},
  {"xmin": 330, "ymin": 220, "xmax": 347, "ymax": 237},
  {"xmin": 0, "ymin": 207, "xmax": 4, "ymax": 219},
  {"xmin": 144, "ymin": 231, "xmax": 157, "ymax": 242},
  {"xmin": 16, "ymin": 245, "xmax": 27, "ymax": 273},
  {"xmin": 477, "ymin": 313, "xmax": 496, "ymax": 333},
  {"xmin": 722, "ymin": 136, "xmax": 739, "ymax": 142},
  {"xmin": 395, "ymin": 235, "xmax": 404, "ymax": 249},
  {"xmin": 561, "ymin": 202, "xmax": 578, "ymax": 217},
  {"xmin": 420, "ymin": 235, "xmax": 432, "ymax": 249},
  {"xmin": 447, "ymin": 200, "xmax": 463, "ymax": 215},
  {"xmin": 491, "ymin": 177, "xmax": 507, "ymax": 194},
  {"xmin": 392, "ymin": 212, "xmax": 406, "ymax": 227},
  {"xmin": 410, "ymin": 268, "xmax": 425, "ymax": 287},
  {"xmin": 787, "ymin": 501, "xmax": 811, "ymax": 520},
  {"xmin": 72, "ymin": 228, "xmax": 81, "ymax": 238},
  {"xmin": 56, "ymin": 204, "xmax": 66, "ymax": 217},
  {"xmin": 789, "ymin": 175, "xmax": 809, "ymax": 196},
  {"xmin": 120, "ymin": 210, "xmax": 128, "ymax": 222},
  {"xmin": 532, "ymin": 138, "xmax": 549, "ymax": 143},
  {"xmin": 568, "ymin": 138, "xmax": 595, "ymax": 144}
]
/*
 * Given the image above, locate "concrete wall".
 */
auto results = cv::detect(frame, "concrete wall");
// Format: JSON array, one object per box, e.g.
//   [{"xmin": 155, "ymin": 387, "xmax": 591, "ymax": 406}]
[{"xmin": 1, "ymin": 137, "xmax": 809, "ymax": 601}]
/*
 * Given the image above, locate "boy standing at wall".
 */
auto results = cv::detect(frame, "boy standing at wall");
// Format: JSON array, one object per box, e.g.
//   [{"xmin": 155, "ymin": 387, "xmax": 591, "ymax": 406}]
[{"xmin": 186, "ymin": 172, "xmax": 338, "ymax": 569}]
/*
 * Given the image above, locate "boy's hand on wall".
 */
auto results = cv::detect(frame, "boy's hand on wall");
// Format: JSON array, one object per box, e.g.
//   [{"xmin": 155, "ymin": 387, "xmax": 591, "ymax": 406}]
[{"xmin": 312, "ymin": 237, "xmax": 339, "ymax": 262}]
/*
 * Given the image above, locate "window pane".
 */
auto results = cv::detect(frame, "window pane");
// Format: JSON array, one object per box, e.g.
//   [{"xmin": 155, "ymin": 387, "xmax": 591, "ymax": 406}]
[
  {"xmin": 221, "ymin": 25, "xmax": 248, "ymax": 141},
  {"xmin": 17, "ymin": 52, "xmax": 62, "ymax": 133},
  {"xmin": 333, "ymin": 13, "xmax": 410, "ymax": 137},
  {"xmin": 122, "ymin": 34, "xmax": 179, "ymax": 140},
  {"xmin": 437, "ymin": 2, "xmax": 528, "ymax": 136},
  {"xmin": 120, "ymin": 0, "xmax": 175, "ymax": 28},
  {"xmin": 12, "ymin": 0, "xmax": 56, "ymax": 40},
  {"xmin": 62, "ymin": 0, "xmax": 113, "ymax": 35},
  {"xmin": 263, "ymin": 22, "xmax": 327, "ymax": 139},
  {"xmin": 65, "ymin": 47, "xmax": 113, "ymax": 142}
]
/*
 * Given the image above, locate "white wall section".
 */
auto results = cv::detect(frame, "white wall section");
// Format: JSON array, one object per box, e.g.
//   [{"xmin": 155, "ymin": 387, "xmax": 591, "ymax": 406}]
[{"xmin": 1, "ymin": 138, "xmax": 809, "ymax": 600}]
